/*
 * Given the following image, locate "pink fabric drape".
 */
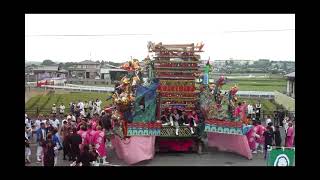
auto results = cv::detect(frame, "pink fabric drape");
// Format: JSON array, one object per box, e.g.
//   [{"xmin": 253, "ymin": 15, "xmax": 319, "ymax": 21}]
[
  {"xmin": 111, "ymin": 136, "xmax": 156, "ymax": 165},
  {"xmin": 207, "ymin": 132, "xmax": 252, "ymax": 160}
]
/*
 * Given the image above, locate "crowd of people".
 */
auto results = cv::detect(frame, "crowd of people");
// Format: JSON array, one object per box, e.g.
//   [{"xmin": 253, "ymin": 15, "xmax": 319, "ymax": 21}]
[
  {"xmin": 25, "ymin": 98, "xmax": 114, "ymax": 166},
  {"xmin": 25, "ymin": 97, "xmax": 295, "ymax": 165},
  {"xmin": 245, "ymin": 115, "xmax": 295, "ymax": 159}
]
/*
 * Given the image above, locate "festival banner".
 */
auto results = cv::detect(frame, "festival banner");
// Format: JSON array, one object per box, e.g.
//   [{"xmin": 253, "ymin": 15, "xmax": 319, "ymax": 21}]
[
  {"xmin": 204, "ymin": 119, "xmax": 243, "ymax": 135},
  {"xmin": 267, "ymin": 147, "xmax": 295, "ymax": 166},
  {"xmin": 127, "ymin": 122, "xmax": 162, "ymax": 136}
]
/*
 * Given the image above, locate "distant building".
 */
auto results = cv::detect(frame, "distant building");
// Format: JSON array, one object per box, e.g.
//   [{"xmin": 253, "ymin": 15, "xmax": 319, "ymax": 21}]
[
  {"xmin": 29, "ymin": 65, "xmax": 67, "ymax": 81},
  {"xmin": 68, "ymin": 60, "xmax": 100, "ymax": 79},
  {"xmin": 100, "ymin": 67, "xmax": 127, "ymax": 83},
  {"xmin": 285, "ymin": 72, "xmax": 295, "ymax": 98}
]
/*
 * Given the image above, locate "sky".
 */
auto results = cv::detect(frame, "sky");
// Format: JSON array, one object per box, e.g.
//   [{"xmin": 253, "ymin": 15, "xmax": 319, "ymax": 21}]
[{"xmin": 25, "ymin": 14, "xmax": 295, "ymax": 63}]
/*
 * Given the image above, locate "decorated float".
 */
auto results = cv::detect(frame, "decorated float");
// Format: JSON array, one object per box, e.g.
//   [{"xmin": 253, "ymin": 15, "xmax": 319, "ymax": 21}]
[
  {"xmin": 200, "ymin": 72, "xmax": 253, "ymax": 159},
  {"xmin": 149, "ymin": 42, "xmax": 205, "ymax": 153},
  {"xmin": 107, "ymin": 42, "xmax": 254, "ymax": 165}
]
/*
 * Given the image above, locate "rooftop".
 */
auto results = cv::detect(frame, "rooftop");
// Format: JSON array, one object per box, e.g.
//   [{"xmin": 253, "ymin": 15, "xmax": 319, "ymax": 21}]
[
  {"xmin": 78, "ymin": 60, "xmax": 100, "ymax": 65},
  {"xmin": 33, "ymin": 66, "xmax": 59, "ymax": 71},
  {"xmin": 100, "ymin": 68, "xmax": 126, "ymax": 74}
]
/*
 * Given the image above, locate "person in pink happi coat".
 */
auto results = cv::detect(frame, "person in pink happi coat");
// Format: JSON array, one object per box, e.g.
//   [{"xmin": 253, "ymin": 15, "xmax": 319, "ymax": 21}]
[
  {"xmin": 254, "ymin": 121, "xmax": 266, "ymax": 153},
  {"xmin": 91, "ymin": 113, "xmax": 101, "ymax": 130},
  {"xmin": 246, "ymin": 123, "xmax": 259, "ymax": 153},
  {"xmin": 240, "ymin": 101, "xmax": 248, "ymax": 121},
  {"xmin": 93, "ymin": 125, "xmax": 108, "ymax": 164},
  {"xmin": 285, "ymin": 121, "xmax": 295, "ymax": 147},
  {"xmin": 86, "ymin": 123, "xmax": 96, "ymax": 145},
  {"xmin": 77, "ymin": 125, "xmax": 89, "ymax": 152}
]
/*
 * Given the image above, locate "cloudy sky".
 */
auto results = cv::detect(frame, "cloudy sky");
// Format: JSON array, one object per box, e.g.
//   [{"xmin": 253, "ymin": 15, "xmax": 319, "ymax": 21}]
[{"xmin": 25, "ymin": 14, "xmax": 295, "ymax": 63}]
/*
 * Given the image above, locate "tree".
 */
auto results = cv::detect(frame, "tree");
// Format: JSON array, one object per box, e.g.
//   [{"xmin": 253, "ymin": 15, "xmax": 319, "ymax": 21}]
[{"xmin": 41, "ymin": 59, "xmax": 56, "ymax": 66}]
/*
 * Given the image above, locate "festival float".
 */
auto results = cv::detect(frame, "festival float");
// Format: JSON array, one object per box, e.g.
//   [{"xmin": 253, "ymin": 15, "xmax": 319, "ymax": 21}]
[
  {"xmin": 107, "ymin": 41, "xmax": 253, "ymax": 165},
  {"xmin": 200, "ymin": 72, "xmax": 253, "ymax": 159},
  {"xmin": 148, "ymin": 42, "xmax": 205, "ymax": 153}
]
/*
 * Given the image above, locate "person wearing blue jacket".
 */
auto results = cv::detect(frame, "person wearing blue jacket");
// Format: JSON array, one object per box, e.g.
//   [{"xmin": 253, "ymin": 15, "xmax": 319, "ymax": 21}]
[
  {"xmin": 52, "ymin": 128, "xmax": 63, "ymax": 166},
  {"xmin": 36, "ymin": 122, "xmax": 48, "ymax": 162}
]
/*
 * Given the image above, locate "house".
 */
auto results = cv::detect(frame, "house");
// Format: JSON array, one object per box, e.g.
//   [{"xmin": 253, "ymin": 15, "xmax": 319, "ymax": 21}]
[
  {"xmin": 284, "ymin": 72, "xmax": 295, "ymax": 98},
  {"xmin": 29, "ymin": 65, "xmax": 67, "ymax": 81},
  {"xmin": 100, "ymin": 67, "xmax": 127, "ymax": 83},
  {"xmin": 68, "ymin": 60, "xmax": 101, "ymax": 79}
]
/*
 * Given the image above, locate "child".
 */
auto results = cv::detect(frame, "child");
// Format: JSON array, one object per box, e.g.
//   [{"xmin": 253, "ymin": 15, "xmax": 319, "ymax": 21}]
[
  {"xmin": 170, "ymin": 109, "xmax": 180, "ymax": 136},
  {"xmin": 160, "ymin": 110, "xmax": 170, "ymax": 126},
  {"xmin": 263, "ymin": 126, "xmax": 274, "ymax": 159},
  {"xmin": 274, "ymin": 125, "xmax": 282, "ymax": 147},
  {"xmin": 187, "ymin": 110, "xmax": 199, "ymax": 135}
]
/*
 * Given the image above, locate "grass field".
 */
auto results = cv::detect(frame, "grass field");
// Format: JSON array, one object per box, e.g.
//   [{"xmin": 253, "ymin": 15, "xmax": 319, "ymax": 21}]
[
  {"xmin": 25, "ymin": 92, "xmax": 113, "ymax": 116},
  {"xmin": 220, "ymin": 77, "xmax": 286, "ymax": 92},
  {"xmin": 25, "ymin": 92, "xmax": 278, "ymax": 117},
  {"xmin": 238, "ymin": 98, "xmax": 278, "ymax": 115}
]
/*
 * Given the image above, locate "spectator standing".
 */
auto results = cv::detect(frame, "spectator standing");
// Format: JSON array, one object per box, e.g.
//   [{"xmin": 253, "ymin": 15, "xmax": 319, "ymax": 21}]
[
  {"xmin": 59, "ymin": 103, "xmax": 65, "ymax": 115},
  {"xmin": 285, "ymin": 121, "xmax": 295, "ymax": 147},
  {"xmin": 263, "ymin": 125, "xmax": 274, "ymax": 159},
  {"xmin": 25, "ymin": 126, "xmax": 31, "ymax": 164},
  {"xmin": 93, "ymin": 126, "xmax": 108, "ymax": 164},
  {"xmin": 265, "ymin": 115, "xmax": 272, "ymax": 126},
  {"xmin": 42, "ymin": 133, "xmax": 55, "ymax": 166},
  {"xmin": 50, "ymin": 115, "xmax": 60, "ymax": 129},
  {"xmin": 52, "ymin": 104, "xmax": 57, "ymax": 115},
  {"xmin": 95, "ymin": 99, "xmax": 102, "ymax": 115},
  {"xmin": 255, "ymin": 101, "xmax": 262, "ymax": 121},
  {"xmin": 247, "ymin": 103, "xmax": 254, "ymax": 118},
  {"xmin": 283, "ymin": 116, "xmax": 289, "ymax": 133},
  {"xmin": 84, "ymin": 101, "xmax": 89, "ymax": 115},
  {"xmin": 69, "ymin": 128, "xmax": 82, "ymax": 161},
  {"xmin": 274, "ymin": 125, "xmax": 282, "ymax": 147},
  {"xmin": 36, "ymin": 122, "xmax": 48, "ymax": 162},
  {"xmin": 52, "ymin": 128, "xmax": 63, "ymax": 166},
  {"xmin": 61, "ymin": 120, "xmax": 71, "ymax": 161}
]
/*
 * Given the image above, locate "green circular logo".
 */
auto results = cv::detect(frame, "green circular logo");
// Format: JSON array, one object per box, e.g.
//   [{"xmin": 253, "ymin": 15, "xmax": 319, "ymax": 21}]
[{"xmin": 274, "ymin": 154, "xmax": 290, "ymax": 166}]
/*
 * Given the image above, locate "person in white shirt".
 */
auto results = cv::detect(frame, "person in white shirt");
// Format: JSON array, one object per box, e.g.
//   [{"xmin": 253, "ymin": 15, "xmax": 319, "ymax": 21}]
[
  {"xmin": 25, "ymin": 126, "xmax": 32, "ymax": 164},
  {"xmin": 34, "ymin": 115, "xmax": 42, "ymax": 131},
  {"xmin": 41, "ymin": 117, "xmax": 47, "ymax": 125},
  {"xmin": 247, "ymin": 104, "xmax": 254, "ymax": 116},
  {"xmin": 52, "ymin": 104, "xmax": 57, "ymax": 115},
  {"xmin": 59, "ymin": 103, "xmax": 65, "ymax": 115},
  {"xmin": 95, "ymin": 99, "xmax": 102, "ymax": 115},
  {"xmin": 265, "ymin": 115, "xmax": 272, "ymax": 126},
  {"xmin": 84, "ymin": 101, "xmax": 89, "ymax": 114},
  {"xmin": 283, "ymin": 116, "xmax": 289, "ymax": 133},
  {"xmin": 50, "ymin": 115, "xmax": 60, "ymax": 129},
  {"xmin": 77, "ymin": 100, "xmax": 84, "ymax": 111}
]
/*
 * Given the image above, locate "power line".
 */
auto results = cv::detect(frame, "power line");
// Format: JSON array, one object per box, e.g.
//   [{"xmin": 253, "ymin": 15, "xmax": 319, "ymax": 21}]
[
  {"xmin": 26, "ymin": 34, "xmax": 152, "ymax": 37},
  {"xmin": 26, "ymin": 29, "xmax": 294, "ymax": 37},
  {"xmin": 224, "ymin": 29, "xmax": 295, "ymax": 33}
]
